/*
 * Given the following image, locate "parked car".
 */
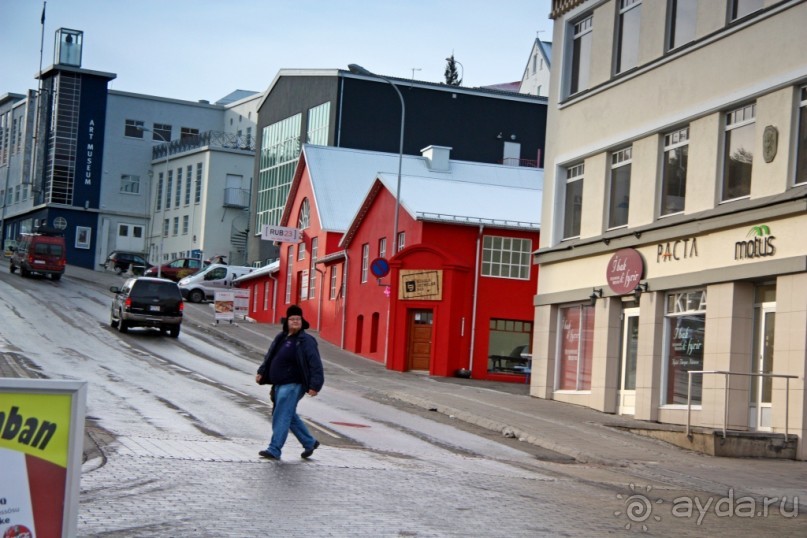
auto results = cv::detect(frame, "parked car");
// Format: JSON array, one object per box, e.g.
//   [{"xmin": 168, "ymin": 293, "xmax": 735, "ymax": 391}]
[
  {"xmin": 102, "ymin": 251, "xmax": 151, "ymax": 275},
  {"xmin": 9, "ymin": 229, "xmax": 66, "ymax": 280},
  {"xmin": 178, "ymin": 263, "xmax": 253, "ymax": 303},
  {"xmin": 144, "ymin": 257, "xmax": 203, "ymax": 282},
  {"xmin": 109, "ymin": 277, "xmax": 184, "ymax": 337}
]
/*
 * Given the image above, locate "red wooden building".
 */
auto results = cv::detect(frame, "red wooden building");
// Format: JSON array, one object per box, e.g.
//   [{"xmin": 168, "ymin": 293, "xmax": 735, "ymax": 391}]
[{"xmin": 238, "ymin": 144, "xmax": 542, "ymax": 382}]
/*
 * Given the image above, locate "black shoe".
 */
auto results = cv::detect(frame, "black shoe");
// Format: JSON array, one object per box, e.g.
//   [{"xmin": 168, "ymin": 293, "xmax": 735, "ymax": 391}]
[
  {"xmin": 259, "ymin": 449, "xmax": 278, "ymax": 460},
  {"xmin": 301, "ymin": 441, "xmax": 320, "ymax": 459}
]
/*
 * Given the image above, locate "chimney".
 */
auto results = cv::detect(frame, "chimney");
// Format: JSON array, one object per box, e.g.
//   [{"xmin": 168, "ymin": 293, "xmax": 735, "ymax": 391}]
[{"xmin": 420, "ymin": 145, "xmax": 452, "ymax": 171}]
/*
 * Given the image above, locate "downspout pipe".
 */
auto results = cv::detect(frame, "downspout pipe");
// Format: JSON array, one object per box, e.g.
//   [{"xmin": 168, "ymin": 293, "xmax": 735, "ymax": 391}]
[
  {"xmin": 341, "ymin": 252, "xmax": 349, "ymax": 349},
  {"xmin": 469, "ymin": 224, "xmax": 484, "ymax": 373},
  {"xmin": 269, "ymin": 271, "xmax": 278, "ymax": 324}
]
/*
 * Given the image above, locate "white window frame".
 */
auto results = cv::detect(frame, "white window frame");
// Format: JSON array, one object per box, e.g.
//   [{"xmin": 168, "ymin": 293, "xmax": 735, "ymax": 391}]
[
  {"xmin": 120, "ymin": 174, "xmax": 140, "ymax": 195},
  {"xmin": 330, "ymin": 266, "xmax": 338, "ymax": 300},
  {"xmin": 482, "ymin": 235, "xmax": 531, "ymax": 280},
  {"xmin": 608, "ymin": 147, "xmax": 632, "ymax": 229},
  {"xmin": 660, "ymin": 127, "xmax": 689, "ymax": 216},
  {"xmin": 361, "ymin": 243, "xmax": 369, "ymax": 283},
  {"xmin": 722, "ymin": 103, "xmax": 755, "ymax": 202},
  {"xmin": 563, "ymin": 163, "xmax": 584, "ymax": 240},
  {"xmin": 568, "ymin": 14, "xmax": 593, "ymax": 96},
  {"xmin": 615, "ymin": 0, "xmax": 642, "ymax": 75}
]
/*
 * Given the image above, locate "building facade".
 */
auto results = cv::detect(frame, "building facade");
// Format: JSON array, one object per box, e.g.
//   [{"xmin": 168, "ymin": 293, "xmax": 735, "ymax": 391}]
[
  {"xmin": 534, "ymin": 0, "xmax": 807, "ymax": 459},
  {"xmin": 248, "ymin": 69, "xmax": 548, "ymax": 265}
]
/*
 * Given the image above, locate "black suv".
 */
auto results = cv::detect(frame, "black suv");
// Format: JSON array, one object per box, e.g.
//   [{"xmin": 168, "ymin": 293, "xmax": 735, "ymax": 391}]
[
  {"xmin": 110, "ymin": 277, "xmax": 184, "ymax": 337},
  {"xmin": 102, "ymin": 251, "xmax": 152, "ymax": 275}
]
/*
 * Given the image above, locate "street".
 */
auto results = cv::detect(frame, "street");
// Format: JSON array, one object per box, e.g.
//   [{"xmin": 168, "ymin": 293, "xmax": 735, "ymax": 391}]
[{"xmin": 1, "ymin": 264, "xmax": 804, "ymax": 536}]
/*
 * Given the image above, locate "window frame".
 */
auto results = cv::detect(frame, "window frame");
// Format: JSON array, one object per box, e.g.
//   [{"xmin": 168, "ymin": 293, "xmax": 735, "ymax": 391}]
[
  {"xmin": 615, "ymin": 0, "xmax": 642, "ymax": 75},
  {"xmin": 568, "ymin": 14, "xmax": 593, "ymax": 96},
  {"xmin": 660, "ymin": 127, "xmax": 689, "ymax": 217},
  {"xmin": 795, "ymin": 87, "xmax": 807, "ymax": 186},
  {"xmin": 481, "ymin": 235, "xmax": 532, "ymax": 280},
  {"xmin": 608, "ymin": 147, "xmax": 632, "ymax": 229},
  {"xmin": 562, "ymin": 163, "xmax": 584, "ymax": 240},
  {"xmin": 729, "ymin": 0, "xmax": 763, "ymax": 22},
  {"xmin": 662, "ymin": 289, "xmax": 707, "ymax": 406},
  {"xmin": 120, "ymin": 174, "xmax": 140, "ymax": 195},
  {"xmin": 556, "ymin": 304, "xmax": 595, "ymax": 391},
  {"xmin": 361, "ymin": 243, "xmax": 369, "ymax": 283},
  {"xmin": 666, "ymin": 0, "xmax": 698, "ymax": 51},
  {"xmin": 153, "ymin": 123, "xmax": 172, "ymax": 142},
  {"xmin": 721, "ymin": 103, "xmax": 755, "ymax": 202},
  {"xmin": 124, "ymin": 119, "xmax": 144, "ymax": 138}
]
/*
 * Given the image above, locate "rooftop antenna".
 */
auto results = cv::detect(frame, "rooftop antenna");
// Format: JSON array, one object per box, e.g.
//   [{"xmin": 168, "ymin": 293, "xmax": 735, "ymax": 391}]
[{"xmin": 411, "ymin": 67, "xmax": 421, "ymax": 80}]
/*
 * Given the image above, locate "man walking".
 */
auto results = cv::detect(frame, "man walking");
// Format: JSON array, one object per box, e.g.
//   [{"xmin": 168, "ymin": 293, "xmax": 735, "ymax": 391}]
[{"xmin": 255, "ymin": 305, "xmax": 324, "ymax": 460}]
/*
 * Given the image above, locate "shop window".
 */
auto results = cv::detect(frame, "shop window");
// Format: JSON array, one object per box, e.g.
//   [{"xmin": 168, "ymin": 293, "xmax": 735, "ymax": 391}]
[
  {"xmin": 663, "ymin": 289, "xmax": 707, "ymax": 405},
  {"xmin": 487, "ymin": 319, "xmax": 532, "ymax": 374},
  {"xmin": 558, "ymin": 305, "xmax": 595, "ymax": 391}
]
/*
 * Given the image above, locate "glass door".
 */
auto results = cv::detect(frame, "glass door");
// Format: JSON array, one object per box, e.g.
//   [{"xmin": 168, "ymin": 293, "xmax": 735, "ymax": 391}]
[
  {"xmin": 618, "ymin": 308, "xmax": 639, "ymax": 415},
  {"xmin": 750, "ymin": 304, "xmax": 775, "ymax": 431}
]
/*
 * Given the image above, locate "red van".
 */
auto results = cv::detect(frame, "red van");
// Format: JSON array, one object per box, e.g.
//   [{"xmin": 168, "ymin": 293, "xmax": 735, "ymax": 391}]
[{"xmin": 9, "ymin": 230, "xmax": 67, "ymax": 280}]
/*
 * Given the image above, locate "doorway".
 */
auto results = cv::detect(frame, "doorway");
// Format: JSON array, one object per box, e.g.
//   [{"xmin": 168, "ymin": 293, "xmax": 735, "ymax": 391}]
[
  {"xmin": 750, "ymin": 303, "xmax": 775, "ymax": 431},
  {"xmin": 618, "ymin": 308, "xmax": 639, "ymax": 415},
  {"xmin": 407, "ymin": 309, "xmax": 433, "ymax": 371}
]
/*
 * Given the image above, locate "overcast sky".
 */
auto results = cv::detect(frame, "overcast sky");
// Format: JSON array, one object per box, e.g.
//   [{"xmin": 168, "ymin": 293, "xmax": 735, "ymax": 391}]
[{"xmin": 1, "ymin": 0, "xmax": 554, "ymax": 103}]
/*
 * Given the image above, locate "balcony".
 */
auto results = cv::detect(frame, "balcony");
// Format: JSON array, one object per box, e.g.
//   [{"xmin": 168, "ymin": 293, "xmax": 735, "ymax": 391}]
[
  {"xmin": 152, "ymin": 131, "xmax": 255, "ymax": 160},
  {"xmin": 224, "ymin": 187, "xmax": 250, "ymax": 208}
]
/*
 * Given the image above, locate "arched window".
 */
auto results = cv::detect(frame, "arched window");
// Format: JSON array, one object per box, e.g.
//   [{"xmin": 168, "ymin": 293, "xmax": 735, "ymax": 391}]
[{"xmin": 298, "ymin": 198, "xmax": 310, "ymax": 229}]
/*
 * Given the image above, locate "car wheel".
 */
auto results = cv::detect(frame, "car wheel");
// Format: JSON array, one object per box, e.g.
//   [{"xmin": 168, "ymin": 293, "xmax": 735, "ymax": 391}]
[
  {"xmin": 110, "ymin": 311, "xmax": 119, "ymax": 328},
  {"xmin": 188, "ymin": 289, "xmax": 205, "ymax": 303},
  {"xmin": 20, "ymin": 266, "xmax": 30, "ymax": 278},
  {"xmin": 167, "ymin": 325, "xmax": 180, "ymax": 338},
  {"xmin": 9, "ymin": 263, "xmax": 16, "ymax": 274},
  {"xmin": 117, "ymin": 311, "xmax": 128, "ymax": 333},
  {"xmin": 51, "ymin": 273, "xmax": 62, "ymax": 281},
  {"xmin": 114, "ymin": 265, "xmax": 124, "ymax": 275}
]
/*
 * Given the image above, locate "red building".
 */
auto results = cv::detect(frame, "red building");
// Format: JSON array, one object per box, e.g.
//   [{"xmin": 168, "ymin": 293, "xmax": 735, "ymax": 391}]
[{"xmin": 239, "ymin": 144, "xmax": 542, "ymax": 382}]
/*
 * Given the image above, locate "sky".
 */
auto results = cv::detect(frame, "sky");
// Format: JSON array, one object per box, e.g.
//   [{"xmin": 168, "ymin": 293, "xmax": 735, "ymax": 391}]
[{"xmin": 1, "ymin": 0, "xmax": 554, "ymax": 103}]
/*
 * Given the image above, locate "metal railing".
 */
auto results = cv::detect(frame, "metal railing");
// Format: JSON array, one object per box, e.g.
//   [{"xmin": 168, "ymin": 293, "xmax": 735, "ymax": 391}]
[{"xmin": 686, "ymin": 370, "xmax": 798, "ymax": 441}]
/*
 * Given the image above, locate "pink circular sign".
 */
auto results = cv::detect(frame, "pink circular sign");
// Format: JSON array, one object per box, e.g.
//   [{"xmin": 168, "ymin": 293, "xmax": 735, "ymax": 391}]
[{"xmin": 606, "ymin": 248, "xmax": 644, "ymax": 294}]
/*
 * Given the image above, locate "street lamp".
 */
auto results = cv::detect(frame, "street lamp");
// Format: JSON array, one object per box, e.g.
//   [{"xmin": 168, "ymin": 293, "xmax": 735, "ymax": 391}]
[
  {"xmin": 138, "ymin": 126, "xmax": 170, "ymax": 278},
  {"xmin": 348, "ymin": 64, "xmax": 405, "ymax": 255}
]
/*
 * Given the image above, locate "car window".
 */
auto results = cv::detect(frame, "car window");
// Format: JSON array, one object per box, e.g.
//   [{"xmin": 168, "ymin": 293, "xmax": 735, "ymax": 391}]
[
  {"xmin": 130, "ymin": 281, "xmax": 181, "ymax": 299},
  {"xmin": 189, "ymin": 259, "xmax": 201, "ymax": 269},
  {"xmin": 34, "ymin": 243, "xmax": 63, "ymax": 256}
]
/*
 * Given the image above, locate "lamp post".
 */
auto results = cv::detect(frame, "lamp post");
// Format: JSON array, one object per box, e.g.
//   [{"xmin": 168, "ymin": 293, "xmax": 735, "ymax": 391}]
[
  {"xmin": 139, "ymin": 126, "xmax": 170, "ymax": 278},
  {"xmin": 348, "ymin": 64, "xmax": 405, "ymax": 255}
]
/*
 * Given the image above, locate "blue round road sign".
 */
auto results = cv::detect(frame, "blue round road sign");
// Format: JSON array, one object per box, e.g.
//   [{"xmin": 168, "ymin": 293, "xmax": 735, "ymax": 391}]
[{"xmin": 370, "ymin": 257, "xmax": 390, "ymax": 278}]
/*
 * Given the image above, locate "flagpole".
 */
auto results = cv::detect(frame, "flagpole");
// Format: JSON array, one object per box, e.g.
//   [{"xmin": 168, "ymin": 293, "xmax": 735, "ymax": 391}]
[{"xmin": 29, "ymin": 1, "xmax": 46, "ymax": 193}]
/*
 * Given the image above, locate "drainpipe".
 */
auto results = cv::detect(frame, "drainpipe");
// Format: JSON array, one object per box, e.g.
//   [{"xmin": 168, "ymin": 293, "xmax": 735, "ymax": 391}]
[
  {"xmin": 341, "ymin": 252, "xmax": 349, "ymax": 349},
  {"xmin": 469, "ymin": 224, "xmax": 484, "ymax": 373},
  {"xmin": 269, "ymin": 271, "xmax": 278, "ymax": 324},
  {"xmin": 316, "ymin": 265, "xmax": 326, "ymax": 331}
]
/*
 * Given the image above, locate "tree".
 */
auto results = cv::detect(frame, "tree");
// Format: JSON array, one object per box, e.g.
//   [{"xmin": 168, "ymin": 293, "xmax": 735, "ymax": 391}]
[{"xmin": 444, "ymin": 54, "xmax": 462, "ymax": 86}]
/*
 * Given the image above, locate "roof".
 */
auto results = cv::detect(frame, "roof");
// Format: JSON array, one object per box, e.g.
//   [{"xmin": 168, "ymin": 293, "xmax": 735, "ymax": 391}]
[
  {"xmin": 234, "ymin": 260, "xmax": 279, "ymax": 283},
  {"xmin": 293, "ymin": 145, "xmax": 542, "ymax": 236},
  {"xmin": 215, "ymin": 89, "xmax": 260, "ymax": 105}
]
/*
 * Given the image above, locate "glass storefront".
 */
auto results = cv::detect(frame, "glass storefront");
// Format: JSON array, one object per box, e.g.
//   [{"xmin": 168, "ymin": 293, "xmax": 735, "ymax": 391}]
[
  {"xmin": 664, "ymin": 290, "xmax": 706, "ymax": 405},
  {"xmin": 558, "ymin": 305, "xmax": 594, "ymax": 390}
]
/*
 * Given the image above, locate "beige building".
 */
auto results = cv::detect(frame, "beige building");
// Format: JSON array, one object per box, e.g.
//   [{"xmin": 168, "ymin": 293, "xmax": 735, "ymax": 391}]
[{"xmin": 533, "ymin": 0, "xmax": 807, "ymax": 459}]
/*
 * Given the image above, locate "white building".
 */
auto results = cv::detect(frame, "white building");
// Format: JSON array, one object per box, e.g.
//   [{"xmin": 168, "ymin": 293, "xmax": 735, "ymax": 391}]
[{"xmin": 534, "ymin": 0, "xmax": 807, "ymax": 459}]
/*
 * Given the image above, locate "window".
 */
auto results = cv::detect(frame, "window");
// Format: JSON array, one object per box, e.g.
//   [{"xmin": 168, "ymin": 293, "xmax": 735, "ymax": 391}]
[
  {"xmin": 298, "ymin": 240, "xmax": 306, "ymax": 261},
  {"xmin": 285, "ymin": 246, "xmax": 293, "ymax": 304},
  {"xmin": 667, "ymin": 0, "xmax": 697, "ymax": 50},
  {"xmin": 664, "ymin": 290, "xmax": 706, "ymax": 405},
  {"xmin": 563, "ymin": 163, "xmax": 584, "ymax": 239},
  {"xmin": 195, "ymin": 163, "xmax": 202, "ymax": 204},
  {"xmin": 14, "ymin": 185, "xmax": 20, "ymax": 203},
  {"xmin": 153, "ymin": 123, "xmax": 172, "ymax": 142},
  {"xmin": 361, "ymin": 244, "xmax": 369, "ymax": 283},
  {"xmin": 298, "ymin": 198, "xmax": 310, "ymax": 229},
  {"xmin": 306, "ymin": 102, "xmax": 331, "ymax": 145},
  {"xmin": 156, "ymin": 173, "xmax": 163, "ymax": 211},
  {"xmin": 397, "ymin": 232, "xmax": 405, "ymax": 252},
  {"xmin": 309, "ymin": 237, "xmax": 318, "ymax": 299},
  {"xmin": 378, "ymin": 237, "xmax": 387, "ymax": 260},
  {"xmin": 569, "ymin": 15, "xmax": 593, "ymax": 95},
  {"xmin": 257, "ymin": 114, "xmax": 302, "ymax": 228},
  {"xmin": 482, "ymin": 236, "xmax": 531, "ymax": 279},
  {"xmin": 121, "ymin": 174, "xmax": 140, "ymax": 194},
  {"xmin": 487, "ymin": 319, "xmax": 532, "ymax": 374},
  {"xmin": 173, "ymin": 217, "xmax": 179, "ymax": 236},
  {"xmin": 124, "ymin": 119, "xmax": 144, "ymax": 138},
  {"xmin": 730, "ymin": 0, "xmax": 763, "ymax": 21},
  {"xmin": 723, "ymin": 103, "xmax": 755, "ymax": 201},
  {"xmin": 330, "ymin": 267, "xmax": 338, "ymax": 299},
  {"xmin": 162, "ymin": 219, "xmax": 169, "ymax": 237},
  {"xmin": 661, "ymin": 127, "xmax": 689, "ymax": 216},
  {"xmin": 608, "ymin": 147, "xmax": 632, "ymax": 228},
  {"xmin": 182, "ymin": 215, "xmax": 189, "ymax": 235},
  {"xmin": 185, "ymin": 165, "xmax": 192, "ymax": 205},
  {"xmin": 615, "ymin": 0, "xmax": 641, "ymax": 74},
  {"xmin": 175, "ymin": 167, "xmax": 182, "ymax": 207},
  {"xmin": 558, "ymin": 305, "xmax": 594, "ymax": 391},
  {"xmin": 180, "ymin": 127, "xmax": 199, "ymax": 143},
  {"xmin": 166, "ymin": 170, "xmax": 173, "ymax": 209},
  {"xmin": 796, "ymin": 87, "xmax": 807, "ymax": 186}
]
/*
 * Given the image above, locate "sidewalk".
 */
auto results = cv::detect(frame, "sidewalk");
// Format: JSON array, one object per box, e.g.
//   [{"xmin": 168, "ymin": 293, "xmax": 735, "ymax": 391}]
[{"xmin": 5, "ymin": 263, "xmax": 806, "ymax": 506}]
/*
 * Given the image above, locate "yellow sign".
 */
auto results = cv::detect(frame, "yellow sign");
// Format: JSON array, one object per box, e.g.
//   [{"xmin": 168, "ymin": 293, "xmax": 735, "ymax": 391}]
[
  {"xmin": 399, "ymin": 269, "xmax": 443, "ymax": 300},
  {"xmin": 0, "ymin": 393, "xmax": 71, "ymax": 468}
]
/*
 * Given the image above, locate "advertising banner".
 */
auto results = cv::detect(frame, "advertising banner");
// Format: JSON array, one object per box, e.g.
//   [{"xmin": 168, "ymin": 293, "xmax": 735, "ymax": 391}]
[
  {"xmin": 0, "ymin": 379, "xmax": 87, "ymax": 538},
  {"xmin": 261, "ymin": 225, "xmax": 301, "ymax": 243},
  {"xmin": 214, "ymin": 289, "xmax": 250, "ymax": 323}
]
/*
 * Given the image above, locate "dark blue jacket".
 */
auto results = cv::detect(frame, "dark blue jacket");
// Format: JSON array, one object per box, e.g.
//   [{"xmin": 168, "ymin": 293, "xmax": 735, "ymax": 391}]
[{"xmin": 257, "ymin": 322, "xmax": 324, "ymax": 392}]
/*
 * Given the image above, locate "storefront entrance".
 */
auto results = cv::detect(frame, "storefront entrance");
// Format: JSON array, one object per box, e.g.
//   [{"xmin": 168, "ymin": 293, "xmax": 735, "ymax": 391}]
[
  {"xmin": 407, "ymin": 309, "xmax": 433, "ymax": 371},
  {"xmin": 618, "ymin": 308, "xmax": 639, "ymax": 415},
  {"xmin": 750, "ymin": 302, "xmax": 776, "ymax": 431}
]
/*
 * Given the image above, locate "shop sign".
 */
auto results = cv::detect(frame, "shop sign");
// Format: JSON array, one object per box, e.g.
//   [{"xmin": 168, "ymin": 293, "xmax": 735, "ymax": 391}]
[
  {"xmin": 735, "ymin": 225, "xmax": 775, "ymax": 260},
  {"xmin": 261, "ymin": 225, "xmax": 301, "ymax": 243},
  {"xmin": 399, "ymin": 269, "xmax": 442, "ymax": 300},
  {"xmin": 606, "ymin": 248, "xmax": 644, "ymax": 294},
  {"xmin": 657, "ymin": 238, "xmax": 698, "ymax": 263}
]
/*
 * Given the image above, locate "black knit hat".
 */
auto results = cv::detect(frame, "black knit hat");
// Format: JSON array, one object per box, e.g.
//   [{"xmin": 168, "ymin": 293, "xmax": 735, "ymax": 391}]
[{"xmin": 286, "ymin": 305, "xmax": 303, "ymax": 318}]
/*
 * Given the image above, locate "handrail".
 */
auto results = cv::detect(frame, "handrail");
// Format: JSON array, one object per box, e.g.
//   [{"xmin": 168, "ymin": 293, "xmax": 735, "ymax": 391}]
[{"xmin": 686, "ymin": 370, "xmax": 798, "ymax": 441}]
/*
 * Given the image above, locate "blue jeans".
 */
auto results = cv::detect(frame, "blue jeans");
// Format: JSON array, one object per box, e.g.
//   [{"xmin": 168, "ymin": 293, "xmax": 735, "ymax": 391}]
[{"xmin": 266, "ymin": 383, "xmax": 317, "ymax": 458}]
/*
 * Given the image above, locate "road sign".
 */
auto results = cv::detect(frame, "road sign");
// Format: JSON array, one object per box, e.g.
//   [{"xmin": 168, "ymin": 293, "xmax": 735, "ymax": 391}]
[{"xmin": 370, "ymin": 257, "xmax": 390, "ymax": 278}]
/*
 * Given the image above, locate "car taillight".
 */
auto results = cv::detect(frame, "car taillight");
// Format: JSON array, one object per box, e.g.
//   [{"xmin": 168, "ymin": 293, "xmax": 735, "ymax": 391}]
[
  {"xmin": 179, "ymin": 301, "xmax": 184, "ymax": 312},
  {"xmin": 124, "ymin": 297, "xmax": 132, "ymax": 310}
]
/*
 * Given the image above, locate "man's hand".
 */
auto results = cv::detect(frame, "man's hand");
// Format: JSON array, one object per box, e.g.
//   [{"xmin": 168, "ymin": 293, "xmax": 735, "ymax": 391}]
[
  {"xmin": 307, "ymin": 389, "xmax": 318, "ymax": 397},
  {"xmin": 255, "ymin": 374, "xmax": 262, "ymax": 384}
]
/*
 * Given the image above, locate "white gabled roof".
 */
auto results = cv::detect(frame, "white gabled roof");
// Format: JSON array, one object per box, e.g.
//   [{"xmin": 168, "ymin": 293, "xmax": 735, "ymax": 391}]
[
  {"xmin": 234, "ymin": 260, "xmax": 279, "ymax": 283},
  {"xmin": 302, "ymin": 144, "xmax": 543, "ymax": 233}
]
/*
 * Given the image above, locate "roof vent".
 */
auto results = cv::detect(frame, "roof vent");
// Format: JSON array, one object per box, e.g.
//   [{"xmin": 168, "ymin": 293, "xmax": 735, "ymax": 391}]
[{"xmin": 420, "ymin": 145, "xmax": 452, "ymax": 172}]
